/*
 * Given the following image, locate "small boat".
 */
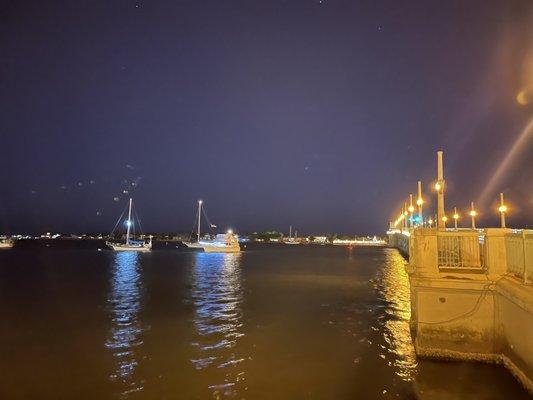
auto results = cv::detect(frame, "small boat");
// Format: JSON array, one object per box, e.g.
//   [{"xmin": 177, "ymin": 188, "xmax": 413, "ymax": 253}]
[
  {"xmin": 0, "ymin": 238, "xmax": 14, "ymax": 249},
  {"xmin": 106, "ymin": 198, "xmax": 152, "ymax": 252},
  {"xmin": 183, "ymin": 200, "xmax": 240, "ymax": 253}
]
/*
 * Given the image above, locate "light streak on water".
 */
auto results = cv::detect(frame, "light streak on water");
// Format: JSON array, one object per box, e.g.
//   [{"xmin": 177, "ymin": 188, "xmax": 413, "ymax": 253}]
[
  {"xmin": 375, "ymin": 249, "xmax": 417, "ymax": 382},
  {"xmin": 190, "ymin": 252, "xmax": 245, "ymax": 398},
  {"xmin": 105, "ymin": 251, "xmax": 145, "ymax": 397}
]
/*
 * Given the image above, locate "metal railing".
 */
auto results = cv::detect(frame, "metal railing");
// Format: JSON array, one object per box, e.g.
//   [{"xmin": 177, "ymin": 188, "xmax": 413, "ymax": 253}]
[
  {"xmin": 437, "ymin": 231, "xmax": 485, "ymax": 270},
  {"xmin": 505, "ymin": 230, "xmax": 532, "ymax": 283}
]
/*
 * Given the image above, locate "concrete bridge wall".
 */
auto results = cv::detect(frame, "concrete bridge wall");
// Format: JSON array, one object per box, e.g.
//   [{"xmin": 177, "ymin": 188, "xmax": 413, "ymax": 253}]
[{"xmin": 390, "ymin": 229, "xmax": 533, "ymax": 393}]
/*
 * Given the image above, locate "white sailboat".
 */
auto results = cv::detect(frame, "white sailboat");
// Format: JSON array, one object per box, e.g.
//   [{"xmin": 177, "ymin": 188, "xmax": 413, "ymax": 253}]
[
  {"xmin": 183, "ymin": 200, "xmax": 240, "ymax": 253},
  {"xmin": 285, "ymin": 225, "xmax": 299, "ymax": 244},
  {"xmin": 106, "ymin": 198, "xmax": 152, "ymax": 252}
]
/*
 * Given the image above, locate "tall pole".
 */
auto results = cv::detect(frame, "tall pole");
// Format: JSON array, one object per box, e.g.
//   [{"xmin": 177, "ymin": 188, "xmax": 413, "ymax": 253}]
[
  {"xmin": 408, "ymin": 194, "xmax": 414, "ymax": 228},
  {"xmin": 499, "ymin": 193, "xmax": 507, "ymax": 228},
  {"xmin": 417, "ymin": 181, "xmax": 423, "ymax": 223},
  {"xmin": 126, "ymin": 198, "xmax": 132, "ymax": 245},
  {"xmin": 404, "ymin": 202, "xmax": 408, "ymax": 230},
  {"xmin": 436, "ymin": 151, "xmax": 446, "ymax": 230},
  {"xmin": 453, "ymin": 207, "xmax": 458, "ymax": 229},
  {"xmin": 197, "ymin": 200, "xmax": 202, "ymax": 242},
  {"xmin": 470, "ymin": 201, "xmax": 476, "ymax": 229}
]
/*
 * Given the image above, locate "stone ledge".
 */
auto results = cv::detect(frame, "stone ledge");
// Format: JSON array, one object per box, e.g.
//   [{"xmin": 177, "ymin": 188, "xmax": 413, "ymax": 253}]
[
  {"xmin": 415, "ymin": 346, "xmax": 533, "ymax": 394},
  {"xmin": 496, "ymin": 276, "xmax": 533, "ymax": 314},
  {"xmin": 502, "ymin": 354, "xmax": 533, "ymax": 395}
]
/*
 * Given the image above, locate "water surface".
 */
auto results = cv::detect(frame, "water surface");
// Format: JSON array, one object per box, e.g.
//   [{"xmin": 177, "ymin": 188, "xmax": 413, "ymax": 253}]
[{"xmin": 0, "ymin": 243, "xmax": 528, "ymax": 399}]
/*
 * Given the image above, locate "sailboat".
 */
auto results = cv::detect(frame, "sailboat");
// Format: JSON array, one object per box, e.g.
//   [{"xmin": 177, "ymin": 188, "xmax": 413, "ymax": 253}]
[
  {"xmin": 106, "ymin": 198, "xmax": 152, "ymax": 252},
  {"xmin": 183, "ymin": 200, "xmax": 240, "ymax": 253},
  {"xmin": 284, "ymin": 225, "xmax": 299, "ymax": 244}
]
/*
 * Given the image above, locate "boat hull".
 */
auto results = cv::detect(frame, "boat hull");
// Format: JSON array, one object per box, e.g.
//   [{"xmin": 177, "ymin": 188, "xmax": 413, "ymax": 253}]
[
  {"xmin": 183, "ymin": 242, "xmax": 240, "ymax": 253},
  {"xmin": 0, "ymin": 242, "xmax": 14, "ymax": 249},
  {"xmin": 106, "ymin": 242, "xmax": 151, "ymax": 252}
]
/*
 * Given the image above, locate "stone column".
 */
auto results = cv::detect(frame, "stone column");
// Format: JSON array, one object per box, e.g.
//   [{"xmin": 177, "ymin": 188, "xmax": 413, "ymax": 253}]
[
  {"xmin": 484, "ymin": 228, "xmax": 509, "ymax": 280},
  {"xmin": 409, "ymin": 228, "xmax": 439, "ymax": 278}
]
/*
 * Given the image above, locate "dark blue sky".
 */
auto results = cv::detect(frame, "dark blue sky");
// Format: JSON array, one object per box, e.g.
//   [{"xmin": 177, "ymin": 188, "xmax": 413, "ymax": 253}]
[{"xmin": 1, "ymin": 0, "xmax": 532, "ymax": 235}]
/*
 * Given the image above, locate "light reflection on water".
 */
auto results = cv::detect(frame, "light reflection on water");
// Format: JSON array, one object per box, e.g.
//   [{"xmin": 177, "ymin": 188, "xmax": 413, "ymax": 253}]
[
  {"xmin": 105, "ymin": 251, "xmax": 144, "ymax": 397},
  {"xmin": 190, "ymin": 252, "xmax": 246, "ymax": 398},
  {"xmin": 375, "ymin": 249, "xmax": 417, "ymax": 381}
]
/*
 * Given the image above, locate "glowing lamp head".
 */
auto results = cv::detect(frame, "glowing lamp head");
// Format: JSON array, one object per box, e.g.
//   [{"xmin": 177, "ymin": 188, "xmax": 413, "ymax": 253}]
[
  {"xmin": 125, "ymin": 220, "xmax": 132, "ymax": 227},
  {"xmin": 498, "ymin": 205, "xmax": 507, "ymax": 213},
  {"xmin": 428, "ymin": 219, "xmax": 433, "ymax": 225},
  {"xmin": 442, "ymin": 216, "xmax": 448, "ymax": 222},
  {"xmin": 416, "ymin": 198, "xmax": 423, "ymax": 206},
  {"xmin": 469, "ymin": 210, "xmax": 477, "ymax": 217},
  {"xmin": 403, "ymin": 210, "xmax": 408, "ymax": 216},
  {"xmin": 453, "ymin": 213, "xmax": 459, "ymax": 220},
  {"xmin": 227, "ymin": 229, "xmax": 233, "ymax": 234},
  {"xmin": 408, "ymin": 205, "xmax": 415, "ymax": 213},
  {"xmin": 198, "ymin": 200, "xmax": 203, "ymax": 204},
  {"xmin": 434, "ymin": 182, "xmax": 442, "ymax": 191}
]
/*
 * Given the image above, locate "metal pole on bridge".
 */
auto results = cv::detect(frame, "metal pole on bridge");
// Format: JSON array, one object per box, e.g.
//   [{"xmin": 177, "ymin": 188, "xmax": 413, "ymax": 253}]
[
  {"xmin": 417, "ymin": 181, "xmax": 423, "ymax": 224},
  {"xmin": 436, "ymin": 151, "xmax": 446, "ymax": 230},
  {"xmin": 499, "ymin": 193, "xmax": 507, "ymax": 228},
  {"xmin": 470, "ymin": 201, "xmax": 477, "ymax": 229},
  {"xmin": 408, "ymin": 194, "xmax": 415, "ymax": 228}
]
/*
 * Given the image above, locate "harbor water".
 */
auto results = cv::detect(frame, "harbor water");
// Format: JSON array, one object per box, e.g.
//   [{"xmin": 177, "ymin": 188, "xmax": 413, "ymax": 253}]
[{"xmin": 0, "ymin": 242, "xmax": 528, "ymax": 399}]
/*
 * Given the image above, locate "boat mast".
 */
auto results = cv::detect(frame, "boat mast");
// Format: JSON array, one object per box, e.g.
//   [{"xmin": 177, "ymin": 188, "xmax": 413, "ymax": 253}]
[
  {"xmin": 289, "ymin": 225, "xmax": 292, "ymax": 239},
  {"xmin": 126, "ymin": 198, "xmax": 133, "ymax": 245},
  {"xmin": 197, "ymin": 200, "xmax": 203, "ymax": 242}
]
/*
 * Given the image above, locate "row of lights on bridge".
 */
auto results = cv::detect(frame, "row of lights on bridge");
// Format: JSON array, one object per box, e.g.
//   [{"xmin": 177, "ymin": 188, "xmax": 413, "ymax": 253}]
[{"xmin": 392, "ymin": 151, "xmax": 509, "ymax": 230}]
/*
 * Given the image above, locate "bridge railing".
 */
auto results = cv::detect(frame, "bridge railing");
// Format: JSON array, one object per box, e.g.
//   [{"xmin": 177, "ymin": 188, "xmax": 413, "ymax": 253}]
[
  {"xmin": 505, "ymin": 230, "xmax": 533, "ymax": 284},
  {"xmin": 437, "ymin": 231, "xmax": 485, "ymax": 270}
]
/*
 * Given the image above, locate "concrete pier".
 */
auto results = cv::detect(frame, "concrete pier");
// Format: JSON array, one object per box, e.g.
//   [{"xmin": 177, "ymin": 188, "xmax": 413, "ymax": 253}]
[{"xmin": 389, "ymin": 228, "xmax": 533, "ymax": 393}]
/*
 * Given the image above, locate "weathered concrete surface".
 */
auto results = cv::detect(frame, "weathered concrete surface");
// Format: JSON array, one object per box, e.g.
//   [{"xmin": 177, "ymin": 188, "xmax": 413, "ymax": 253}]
[{"xmin": 402, "ymin": 228, "xmax": 533, "ymax": 393}]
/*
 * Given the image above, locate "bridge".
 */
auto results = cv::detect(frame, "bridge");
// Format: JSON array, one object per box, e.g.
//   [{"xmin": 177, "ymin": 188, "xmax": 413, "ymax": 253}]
[{"xmin": 388, "ymin": 151, "xmax": 533, "ymax": 393}]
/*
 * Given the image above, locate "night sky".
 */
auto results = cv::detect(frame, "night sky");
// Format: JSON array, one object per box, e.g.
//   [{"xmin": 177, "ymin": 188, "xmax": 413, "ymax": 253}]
[{"xmin": 1, "ymin": 0, "xmax": 532, "ymax": 235}]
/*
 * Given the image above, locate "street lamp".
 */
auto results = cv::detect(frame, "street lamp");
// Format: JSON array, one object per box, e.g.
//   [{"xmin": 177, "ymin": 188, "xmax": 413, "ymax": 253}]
[
  {"xmin": 435, "ymin": 151, "xmax": 446, "ymax": 230},
  {"xmin": 403, "ymin": 203, "xmax": 408, "ymax": 230},
  {"xmin": 408, "ymin": 194, "xmax": 415, "ymax": 228},
  {"xmin": 469, "ymin": 201, "xmax": 477, "ymax": 229},
  {"xmin": 453, "ymin": 207, "xmax": 459, "ymax": 229},
  {"xmin": 417, "ymin": 180, "xmax": 423, "ymax": 224},
  {"xmin": 498, "ymin": 193, "xmax": 507, "ymax": 228},
  {"xmin": 428, "ymin": 218, "xmax": 433, "ymax": 228}
]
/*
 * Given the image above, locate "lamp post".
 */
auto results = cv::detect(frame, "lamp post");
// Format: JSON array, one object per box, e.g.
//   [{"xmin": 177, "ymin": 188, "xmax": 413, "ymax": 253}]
[
  {"xmin": 428, "ymin": 218, "xmax": 433, "ymax": 228},
  {"xmin": 408, "ymin": 194, "xmax": 415, "ymax": 228},
  {"xmin": 403, "ymin": 203, "xmax": 408, "ymax": 230},
  {"xmin": 436, "ymin": 151, "xmax": 446, "ymax": 230},
  {"xmin": 469, "ymin": 201, "xmax": 477, "ymax": 229},
  {"xmin": 498, "ymin": 192, "xmax": 507, "ymax": 228},
  {"xmin": 453, "ymin": 207, "xmax": 459, "ymax": 229},
  {"xmin": 416, "ymin": 181, "xmax": 423, "ymax": 225}
]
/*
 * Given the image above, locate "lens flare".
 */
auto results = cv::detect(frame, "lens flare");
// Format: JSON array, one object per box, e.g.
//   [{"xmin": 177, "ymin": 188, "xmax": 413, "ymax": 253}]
[
  {"xmin": 517, "ymin": 89, "xmax": 531, "ymax": 106},
  {"xmin": 478, "ymin": 117, "xmax": 533, "ymax": 208}
]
